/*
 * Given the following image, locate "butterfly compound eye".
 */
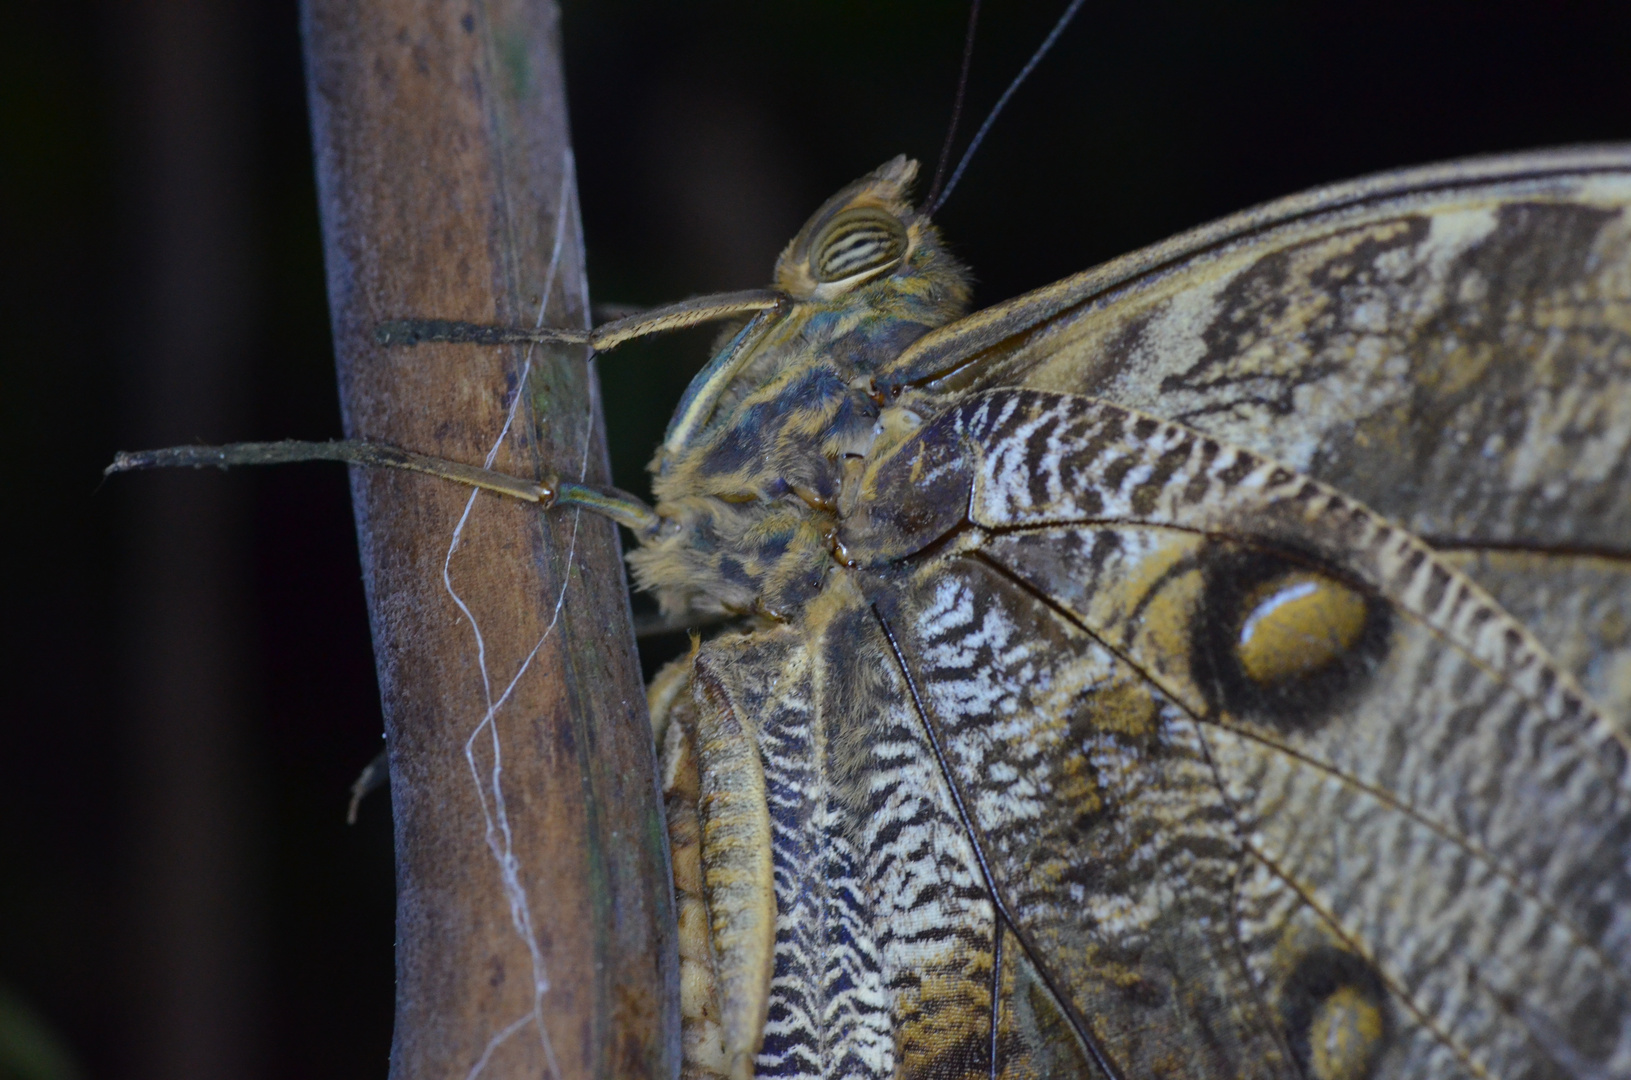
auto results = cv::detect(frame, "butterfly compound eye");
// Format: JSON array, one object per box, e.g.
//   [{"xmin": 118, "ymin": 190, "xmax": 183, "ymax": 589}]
[{"xmin": 810, "ymin": 207, "xmax": 908, "ymax": 286}]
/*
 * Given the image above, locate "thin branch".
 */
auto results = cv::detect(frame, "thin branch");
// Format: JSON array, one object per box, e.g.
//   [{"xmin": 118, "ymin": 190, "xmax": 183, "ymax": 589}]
[{"xmin": 299, "ymin": 1, "xmax": 677, "ymax": 1076}]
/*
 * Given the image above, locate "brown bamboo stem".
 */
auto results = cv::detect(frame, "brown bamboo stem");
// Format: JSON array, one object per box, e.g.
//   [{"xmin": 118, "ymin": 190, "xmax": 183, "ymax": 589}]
[{"xmin": 299, "ymin": 2, "xmax": 677, "ymax": 1076}]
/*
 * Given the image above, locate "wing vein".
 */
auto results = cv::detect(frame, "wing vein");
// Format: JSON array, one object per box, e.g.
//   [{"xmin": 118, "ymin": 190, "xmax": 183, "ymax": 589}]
[
  {"xmin": 967, "ymin": 546, "xmax": 1631, "ymax": 992},
  {"xmin": 871, "ymin": 603, "xmax": 1124, "ymax": 1080},
  {"xmin": 1246, "ymin": 847, "xmax": 1496, "ymax": 1080}
]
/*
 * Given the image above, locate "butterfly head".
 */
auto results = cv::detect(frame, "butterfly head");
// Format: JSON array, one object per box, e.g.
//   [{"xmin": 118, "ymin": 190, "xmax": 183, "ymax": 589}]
[
  {"xmin": 628, "ymin": 158, "xmax": 972, "ymax": 620},
  {"xmin": 773, "ymin": 155, "xmax": 969, "ymax": 309}
]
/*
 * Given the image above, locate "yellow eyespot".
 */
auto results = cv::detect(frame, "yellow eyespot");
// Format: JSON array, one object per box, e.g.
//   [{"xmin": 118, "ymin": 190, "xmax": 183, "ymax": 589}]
[
  {"xmin": 1306, "ymin": 983, "xmax": 1386, "ymax": 1080},
  {"xmin": 810, "ymin": 207, "xmax": 907, "ymax": 285},
  {"xmin": 1236, "ymin": 571, "xmax": 1369, "ymax": 686}
]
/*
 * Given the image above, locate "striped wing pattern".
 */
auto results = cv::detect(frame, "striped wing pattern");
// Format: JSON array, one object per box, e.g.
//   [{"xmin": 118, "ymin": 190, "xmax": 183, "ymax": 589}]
[
  {"xmin": 864, "ymin": 556, "xmax": 1283, "ymax": 1078},
  {"xmin": 841, "ymin": 388, "xmax": 1631, "ymax": 1079},
  {"xmin": 654, "ymin": 152, "xmax": 1631, "ymax": 1080},
  {"xmin": 884, "ymin": 155, "xmax": 1631, "ymax": 731},
  {"xmin": 745, "ymin": 632, "xmax": 893, "ymax": 1080},
  {"xmin": 684, "ymin": 604, "xmax": 1010, "ymax": 1080}
]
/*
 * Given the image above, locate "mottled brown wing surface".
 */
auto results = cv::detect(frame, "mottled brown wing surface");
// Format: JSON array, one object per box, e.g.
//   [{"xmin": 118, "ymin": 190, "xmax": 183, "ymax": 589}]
[
  {"xmin": 656, "ymin": 149, "xmax": 1631, "ymax": 1080},
  {"xmin": 842, "ymin": 388, "xmax": 1631, "ymax": 1080},
  {"xmin": 877, "ymin": 147, "xmax": 1631, "ymax": 727}
]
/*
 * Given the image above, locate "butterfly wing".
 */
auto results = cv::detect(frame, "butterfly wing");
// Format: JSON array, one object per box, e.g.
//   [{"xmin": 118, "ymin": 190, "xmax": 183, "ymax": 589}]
[
  {"xmin": 1430, "ymin": 547, "xmax": 1631, "ymax": 732},
  {"xmin": 844, "ymin": 387, "xmax": 1631, "ymax": 1080},
  {"xmin": 667, "ymin": 149, "xmax": 1631, "ymax": 1080},
  {"xmin": 859, "ymin": 542, "xmax": 1289, "ymax": 1080},
  {"xmin": 878, "ymin": 148, "xmax": 1631, "ymax": 730},
  {"xmin": 881, "ymin": 147, "xmax": 1631, "ymax": 545}
]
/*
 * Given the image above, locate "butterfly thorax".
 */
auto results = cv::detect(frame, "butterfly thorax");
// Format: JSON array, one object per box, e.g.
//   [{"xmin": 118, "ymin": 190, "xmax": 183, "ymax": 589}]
[{"xmin": 628, "ymin": 157, "xmax": 972, "ymax": 619}]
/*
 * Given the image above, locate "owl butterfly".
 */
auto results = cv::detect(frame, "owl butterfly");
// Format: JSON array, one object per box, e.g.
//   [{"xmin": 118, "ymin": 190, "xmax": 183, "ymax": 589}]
[{"xmin": 115, "ymin": 150, "xmax": 1631, "ymax": 1078}]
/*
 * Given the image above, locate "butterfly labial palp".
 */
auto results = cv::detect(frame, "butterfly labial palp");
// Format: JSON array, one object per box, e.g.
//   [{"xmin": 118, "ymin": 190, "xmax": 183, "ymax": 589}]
[{"xmin": 110, "ymin": 17, "xmax": 1631, "ymax": 1080}]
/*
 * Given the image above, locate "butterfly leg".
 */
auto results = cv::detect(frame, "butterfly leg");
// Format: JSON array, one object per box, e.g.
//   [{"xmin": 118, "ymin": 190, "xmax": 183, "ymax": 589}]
[
  {"xmin": 106, "ymin": 438, "xmax": 662, "ymax": 534},
  {"xmin": 373, "ymin": 288, "xmax": 784, "ymax": 352}
]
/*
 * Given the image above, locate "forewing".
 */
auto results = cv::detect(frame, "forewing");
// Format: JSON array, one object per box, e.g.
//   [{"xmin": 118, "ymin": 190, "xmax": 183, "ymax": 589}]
[
  {"xmin": 1430, "ymin": 549, "xmax": 1631, "ymax": 735},
  {"xmin": 880, "ymin": 148, "xmax": 1631, "ymax": 546},
  {"xmin": 845, "ymin": 388, "xmax": 1631, "ymax": 1080},
  {"xmin": 878, "ymin": 149, "xmax": 1631, "ymax": 724}
]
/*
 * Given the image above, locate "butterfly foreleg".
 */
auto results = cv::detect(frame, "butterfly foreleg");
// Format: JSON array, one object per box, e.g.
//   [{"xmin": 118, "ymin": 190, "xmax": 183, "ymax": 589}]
[
  {"xmin": 107, "ymin": 438, "xmax": 662, "ymax": 535},
  {"xmin": 373, "ymin": 288, "xmax": 785, "ymax": 353}
]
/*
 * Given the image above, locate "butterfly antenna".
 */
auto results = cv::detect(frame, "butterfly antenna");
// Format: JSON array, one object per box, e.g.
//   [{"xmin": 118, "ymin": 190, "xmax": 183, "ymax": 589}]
[
  {"xmin": 929, "ymin": 0, "xmax": 1088, "ymax": 217},
  {"xmin": 924, "ymin": 0, "xmax": 983, "ymax": 211}
]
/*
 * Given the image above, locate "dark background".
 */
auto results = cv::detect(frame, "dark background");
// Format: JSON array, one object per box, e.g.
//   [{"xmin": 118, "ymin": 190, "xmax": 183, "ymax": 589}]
[{"xmin": 2, "ymin": 0, "xmax": 1627, "ymax": 1076}]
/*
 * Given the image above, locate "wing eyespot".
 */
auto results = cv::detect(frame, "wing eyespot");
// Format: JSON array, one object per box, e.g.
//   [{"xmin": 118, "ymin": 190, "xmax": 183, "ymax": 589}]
[
  {"xmin": 811, "ymin": 207, "xmax": 908, "ymax": 286},
  {"xmin": 1235, "ymin": 571, "xmax": 1369, "ymax": 686},
  {"xmin": 1191, "ymin": 546, "xmax": 1391, "ymax": 727},
  {"xmin": 1278, "ymin": 947, "xmax": 1390, "ymax": 1080}
]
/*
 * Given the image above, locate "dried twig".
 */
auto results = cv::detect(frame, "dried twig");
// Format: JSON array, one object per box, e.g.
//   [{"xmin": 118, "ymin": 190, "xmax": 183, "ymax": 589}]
[{"xmin": 300, "ymin": 1, "xmax": 676, "ymax": 1075}]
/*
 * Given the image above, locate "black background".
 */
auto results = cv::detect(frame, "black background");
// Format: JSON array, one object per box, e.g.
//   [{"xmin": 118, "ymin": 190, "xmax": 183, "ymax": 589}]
[{"xmin": 3, "ymin": 1, "xmax": 1628, "ymax": 1075}]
